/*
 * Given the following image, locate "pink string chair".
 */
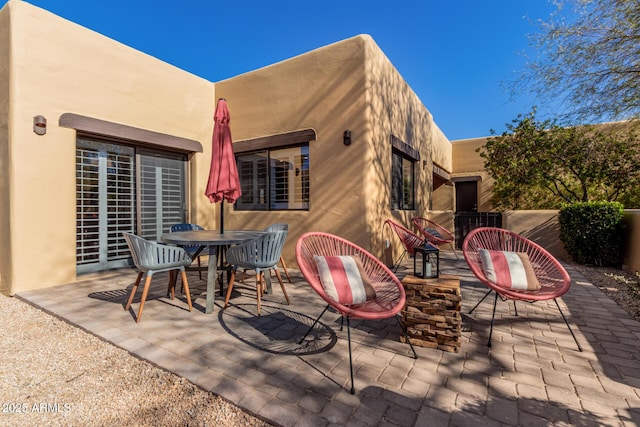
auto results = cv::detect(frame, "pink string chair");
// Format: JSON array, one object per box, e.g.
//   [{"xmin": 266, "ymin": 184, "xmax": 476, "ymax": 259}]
[
  {"xmin": 411, "ymin": 217, "xmax": 459, "ymax": 260},
  {"xmin": 296, "ymin": 232, "xmax": 417, "ymax": 394},
  {"xmin": 463, "ymin": 227, "xmax": 582, "ymax": 351},
  {"xmin": 384, "ymin": 218, "xmax": 426, "ymax": 272}
]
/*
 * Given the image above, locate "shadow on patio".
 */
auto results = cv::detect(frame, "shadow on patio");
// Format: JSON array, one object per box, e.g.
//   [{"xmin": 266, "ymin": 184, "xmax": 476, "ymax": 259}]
[{"xmin": 16, "ymin": 250, "xmax": 640, "ymax": 426}]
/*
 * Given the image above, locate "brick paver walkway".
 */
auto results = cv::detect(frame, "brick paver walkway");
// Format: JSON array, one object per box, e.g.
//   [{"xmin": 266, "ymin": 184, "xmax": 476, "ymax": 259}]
[{"xmin": 17, "ymin": 252, "xmax": 640, "ymax": 426}]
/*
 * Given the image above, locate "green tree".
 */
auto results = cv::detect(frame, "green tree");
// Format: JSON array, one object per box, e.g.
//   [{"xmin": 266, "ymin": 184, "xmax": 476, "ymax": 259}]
[
  {"xmin": 480, "ymin": 110, "xmax": 640, "ymax": 209},
  {"xmin": 518, "ymin": 0, "xmax": 640, "ymax": 123}
]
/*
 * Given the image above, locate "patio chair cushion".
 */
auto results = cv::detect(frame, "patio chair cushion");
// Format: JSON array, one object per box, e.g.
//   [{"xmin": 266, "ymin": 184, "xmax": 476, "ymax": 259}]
[
  {"xmin": 314, "ymin": 255, "xmax": 377, "ymax": 305},
  {"xmin": 425, "ymin": 228, "xmax": 444, "ymax": 240},
  {"xmin": 479, "ymin": 249, "xmax": 541, "ymax": 291}
]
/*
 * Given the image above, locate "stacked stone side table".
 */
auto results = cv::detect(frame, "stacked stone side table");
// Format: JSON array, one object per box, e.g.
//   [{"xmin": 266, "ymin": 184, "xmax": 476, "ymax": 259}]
[{"xmin": 400, "ymin": 274, "xmax": 462, "ymax": 353}]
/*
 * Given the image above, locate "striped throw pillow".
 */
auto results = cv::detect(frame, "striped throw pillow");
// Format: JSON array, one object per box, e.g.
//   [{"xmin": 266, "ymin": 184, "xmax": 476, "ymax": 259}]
[
  {"xmin": 314, "ymin": 255, "xmax": 377, "ymax": 305},
  {"xmin": 478, "ymin": 249, "xmax": 541, "ymax": 291}
]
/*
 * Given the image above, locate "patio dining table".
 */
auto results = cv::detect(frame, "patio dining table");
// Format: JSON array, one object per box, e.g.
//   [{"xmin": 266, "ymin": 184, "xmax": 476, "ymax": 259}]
[{"xmin": 161, "ymin": 230, "xmax": 265, "ymax": 314}]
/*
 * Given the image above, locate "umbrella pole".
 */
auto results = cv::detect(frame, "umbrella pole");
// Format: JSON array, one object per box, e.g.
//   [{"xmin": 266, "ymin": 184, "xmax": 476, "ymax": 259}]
[{"xmin": 220, "ymin": 200, "xmax": 224, "ymax": 233}]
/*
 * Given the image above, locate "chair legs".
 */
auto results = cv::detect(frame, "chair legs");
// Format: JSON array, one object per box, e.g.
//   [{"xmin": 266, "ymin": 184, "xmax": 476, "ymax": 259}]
[
  {"xmin": 223, "ymin": 270, "xmax": 237, "ymax": 310},
  {"xmin": 126, "ymin": 269, "xmax": 192, "ymax": 323},
  {"xmin": 298, "ymin": 304, "xmax": 417, "ymax": 395},
  {"xmin": 125, "ymin": 272, "xmax": 144, "ymax": 312},
  {"xmin": 224, "ymin": 268, "xmax": 290, "ymax": 315},
  {"xmin": 449, "ymin": 242, "xmax": 460, "ymax": 260},
  {"xmin": 273, "ymin": 269, "xmax": 290, "ymax": 305},
  {"xmin": 135, "ymin": 275, "xmax": 154, "ymax": 323},
  {"xmin": 241, "ymin": 258, "xmax": 291, "ymax": 284},
  {"xmin": 392, "ymin": 250, "xmax": 408, "ymax": 273},
  {"xmin": 396, "ymin": 315, "xmax": 418, "ymax": 359},
  {"xmin": 554, "ymin": 299, "xmax": 583, "ymax": 352},
  {"xmin": 279, "ymin": 256, "xmax": 292, "ymax": 283},
  {"xmin": 180, "ymin": 269, "xmax": 193, "ymax": 312},
  {"xmin": 469, "ymin": 291, "xmax": 582, "ymax": 352},
  {"xmin": 346, "ymin": 316, "xmax": 355, "ymax": 394}
]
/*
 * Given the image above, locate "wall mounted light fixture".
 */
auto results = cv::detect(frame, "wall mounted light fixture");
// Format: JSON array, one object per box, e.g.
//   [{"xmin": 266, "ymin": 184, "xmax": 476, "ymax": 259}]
[
  {"xmin": 33, "ymin": 115, "xmax": 47, "ymax": 135},
  {"xmin": 343, "ymin": 130, "xmax": 352, "ymax": 146}
]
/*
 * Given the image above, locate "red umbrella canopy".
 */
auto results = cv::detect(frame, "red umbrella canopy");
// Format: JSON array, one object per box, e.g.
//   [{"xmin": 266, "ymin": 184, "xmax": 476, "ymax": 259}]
[{"xmin": 205, "ymin": 98, "xmax": 242, "ymax": 204}]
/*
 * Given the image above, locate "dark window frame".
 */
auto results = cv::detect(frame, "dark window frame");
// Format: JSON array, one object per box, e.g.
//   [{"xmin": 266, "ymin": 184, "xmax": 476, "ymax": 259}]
[
  {"xmin": 234, "ymin": 129, "xmax": 315, "ymax": 211},
  {"xmin": 390, "ymin": 135, "xmax": 418, "ymax": 211}
]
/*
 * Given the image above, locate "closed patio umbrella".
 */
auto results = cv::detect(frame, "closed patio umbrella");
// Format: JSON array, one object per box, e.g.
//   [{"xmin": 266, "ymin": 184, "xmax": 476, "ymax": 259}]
[{"xmin": 205, "ymin": 98, "xmax": 242, "ymax": 233}]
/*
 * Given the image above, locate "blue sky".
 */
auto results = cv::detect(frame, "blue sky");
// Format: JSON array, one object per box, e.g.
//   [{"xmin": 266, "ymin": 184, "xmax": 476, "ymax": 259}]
[{"xmin": 9, "ymin": 0, "xmax": 558, "ymax": 140}]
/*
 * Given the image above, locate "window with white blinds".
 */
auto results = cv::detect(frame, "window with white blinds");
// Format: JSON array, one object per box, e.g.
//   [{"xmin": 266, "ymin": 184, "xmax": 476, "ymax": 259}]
[
  {"xmin": 236, "ymin": 145, "xmax": 309, "ymax": 210},
  {"xmin": 76, "ymin": 139, "xmax": 186, "ymax": 273},
  {"xmin": 236, "ymin": 151, "xmax": 269, "ymax": 210},
  {"xmin": 138, "ymin": 152, "xmax": 187, "ymax": 241}
]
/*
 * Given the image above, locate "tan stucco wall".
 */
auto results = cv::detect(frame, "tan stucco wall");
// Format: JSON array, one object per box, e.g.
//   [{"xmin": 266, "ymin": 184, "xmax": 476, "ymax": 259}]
[
  {"xmin": 502, "ymin": 210, "xmax": 569, "ymax": 260},
  {"xmin": 503, "ymin": 210, "xmax": 640, "ymax": 272},
  {"xmin": 365, "ymin": 36, "xmax": 452, "ymax": 264},
  {"xmin": 216, "ymin": 35, "xmax": 452, "ymax": 266},
  {"xmin": 451, "ymin": 137, "xmax": 493, "ymax": 211},
  {"xmin": 2, "ymin": 1, "xmax": 214, "ymax": 294},
  {"xmin": 215, "ymin": 36, "xmax": 371, "ymax": 265},
  {"xmin": 0, "ymin": 4, "xmax": 10, "ymax": 293},
  {"xmin": 1, "ymin": 4, "xmax": 454, "ymax": 292}
]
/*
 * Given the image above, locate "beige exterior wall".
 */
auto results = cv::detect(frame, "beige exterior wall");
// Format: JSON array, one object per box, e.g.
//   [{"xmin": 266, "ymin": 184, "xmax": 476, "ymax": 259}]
[
  {"xmin": 502, "ymin": 210, "xmax": 569, "ymax": 260},
  {"xmin": 365, "ymin": 37, "xmax": 452, "ymax": 265},
  {"xmin": 503, "ymin": 210, "xmax": 640, "ymax": 273},
  {"xmin": 0, "ymin": 3, "xmax": 10, "ymax": 293},
  {"xmin": 5, "ymin": 3, "xmax": 638, "ymax": 294},
  {"xmin": 1, "ymin": 1, "xmax": 214, "ymax": 294},
  {"xmin": 1, "ymin": 5, "xmax": 452, "ymax": 294},
  {"xmin": 451, "ymin": 137, "xmax": 493, "ymax": 211},
  {"xmin": 216, "ymin": 35, "xmax": 450, "ymax": 267},
  {"xmin": 214, "ymin": 36, "xmax": 370, "ymax": 265}
]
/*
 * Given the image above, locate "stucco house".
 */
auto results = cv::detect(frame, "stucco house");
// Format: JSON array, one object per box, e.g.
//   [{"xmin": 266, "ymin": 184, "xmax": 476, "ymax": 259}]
[{"xmin": 0, "ymin": 1, "xmax": 459, "ymax": 295}]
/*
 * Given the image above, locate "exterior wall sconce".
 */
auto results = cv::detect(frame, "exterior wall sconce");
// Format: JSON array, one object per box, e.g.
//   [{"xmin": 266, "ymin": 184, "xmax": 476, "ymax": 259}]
[
  {"xmin": 33, "ymin": 115, "xmax": 47, "ymax": 135},
  {"xmin": 343, "ymin": 130, "xmax": 351, "ymax": 146}
]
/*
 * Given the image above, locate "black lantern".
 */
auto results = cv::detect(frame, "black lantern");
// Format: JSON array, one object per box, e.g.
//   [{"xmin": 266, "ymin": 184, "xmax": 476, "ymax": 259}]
[{"xmin": 414, "ymin": 242, "xmax": 439, "ymax": 278}]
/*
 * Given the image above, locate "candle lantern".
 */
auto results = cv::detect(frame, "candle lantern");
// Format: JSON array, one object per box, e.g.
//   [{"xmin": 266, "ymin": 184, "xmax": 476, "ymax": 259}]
[{"xmin": 414, "ymin": 242, "xmax": 439, "ymax": 278}]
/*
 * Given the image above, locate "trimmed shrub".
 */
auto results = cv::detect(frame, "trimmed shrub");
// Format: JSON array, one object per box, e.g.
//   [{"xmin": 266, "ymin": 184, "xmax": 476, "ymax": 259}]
[{"xmin": 558, "ymin": 201, "xmax": 625, "ymax": 267}]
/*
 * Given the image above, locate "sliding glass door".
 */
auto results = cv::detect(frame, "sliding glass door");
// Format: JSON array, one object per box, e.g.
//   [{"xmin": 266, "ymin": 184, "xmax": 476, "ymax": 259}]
[{"xmin": 76, "ymin": 138, "xmax": 187, "ymax": 273}]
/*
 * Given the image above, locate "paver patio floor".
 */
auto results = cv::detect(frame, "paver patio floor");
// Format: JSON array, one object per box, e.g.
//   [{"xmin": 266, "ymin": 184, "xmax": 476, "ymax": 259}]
[{"xmin": 17, "ymin": 252, "xmax": 640, "ymax": 426}]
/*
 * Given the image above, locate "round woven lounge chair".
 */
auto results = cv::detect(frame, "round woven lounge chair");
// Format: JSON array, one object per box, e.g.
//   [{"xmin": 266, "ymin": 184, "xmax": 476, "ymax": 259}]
[
  {"xmin": 463, "ymin": 227, "xmax": 582, "ymax": 351},
  {"xmin": 384, "ymin": 218, "xmax": 426, "ymax": 272},
  {"xmin": 412, "ymin": 217, "xmax": 459, "ymax": 260},
  {"xmin": 296, "ymin": 231, "xmax": 417, "ymax": 394}
]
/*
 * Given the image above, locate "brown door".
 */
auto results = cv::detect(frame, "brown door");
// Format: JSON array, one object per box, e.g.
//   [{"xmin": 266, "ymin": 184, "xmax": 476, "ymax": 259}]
[{"xmin": 455, "ymin": 181, "xmax": 477, "ymax": 212}]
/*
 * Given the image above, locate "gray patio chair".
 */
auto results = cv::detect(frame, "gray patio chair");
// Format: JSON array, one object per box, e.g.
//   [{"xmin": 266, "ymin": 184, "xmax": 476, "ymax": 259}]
[
  {"xmin": 170, "ymin": 223, "xmax": 209, "ymax": 279},
  {"xmin": 264, "ymin": 223, "xmax": 292, "ymax": 282},
  {"xmin": 241, "ymin": 223, "xmax": 292, "ymax": 283},
  {"xmin": 223, "ymin": 230, "xmax": 290, "ymax": 315},
  {"xmin": 123, "ymin": 232, "xmax": 193, "ymax": 323}
]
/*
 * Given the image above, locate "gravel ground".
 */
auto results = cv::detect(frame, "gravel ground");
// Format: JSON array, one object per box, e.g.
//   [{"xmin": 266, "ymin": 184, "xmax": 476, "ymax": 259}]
[
  {"xmin": 571, "ymin": 263, "xmax": 640, "ymax": 322},
  {"xmin": 0, "ymin": 295, "xmax": 272, "ymax": 427}
]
